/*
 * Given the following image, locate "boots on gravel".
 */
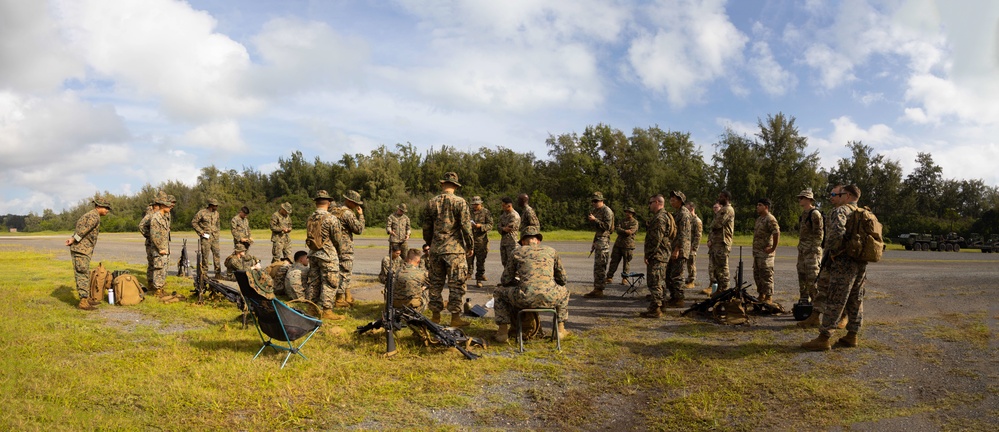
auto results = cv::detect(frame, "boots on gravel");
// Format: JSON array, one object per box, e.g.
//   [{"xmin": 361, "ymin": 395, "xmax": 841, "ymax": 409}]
[
  {"xmin": 605, "ymin": 277, "xmax": 613, "ymax": 284},
  {"xmin": 797, "ymin": 311, "xmax": 821, "ymax": 328},
  {"xmin": 582, "ymin": 289, "xmax": 605, "ymax": 298},
  {"xmin": 835, "ymin": 315, "xmax": 848, "ymax": 329},
  {"xmin": 801, "ymin": 334, "xmax": 832, "ymax": 351},
  {"xmin": 664, "ymin": 297, "xmax": 685, "ymax": 308},
  {"xmin": 621, "ymin": 278, "xmax": 628, "ymax": 285},
  {"xmin": 835, "ymin": 331, "xmax": 858, "ymax": 348},
  {"xmin": 493, "ymin": 324, "xmax": 510, "ymax": 343},
  {"xmin": 78, "ymin": 298, "xmax": 97, "ymax": 311},
  {"xmin": 639, "ymin": 305, "xmax": 663, "ymax": 318}
]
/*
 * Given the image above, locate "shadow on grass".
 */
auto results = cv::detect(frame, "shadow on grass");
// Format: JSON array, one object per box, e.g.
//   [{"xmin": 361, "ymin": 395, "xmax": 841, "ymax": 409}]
[
  {"xmin": 618, "ymin": 337, "xmax": 798, "ymax": 360},
  {"xmin": 50, "ymin": 284, "xmax": 78, "ymax": 307}
]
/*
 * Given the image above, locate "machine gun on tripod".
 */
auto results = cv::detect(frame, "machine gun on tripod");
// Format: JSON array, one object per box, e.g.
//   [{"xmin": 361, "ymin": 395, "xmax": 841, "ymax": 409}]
[{"xmin": 681, "ymin": 247, "xmax": 784, "ymax": 324}]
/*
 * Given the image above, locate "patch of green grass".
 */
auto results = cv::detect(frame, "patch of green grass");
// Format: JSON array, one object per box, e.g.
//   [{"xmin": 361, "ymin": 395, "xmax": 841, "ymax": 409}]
[{"xmin": 922, "ymin": 313, "xmax": 992, "ymax": 348}]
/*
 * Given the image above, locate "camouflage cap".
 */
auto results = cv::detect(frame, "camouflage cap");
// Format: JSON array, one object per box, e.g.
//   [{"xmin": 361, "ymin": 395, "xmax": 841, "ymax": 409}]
[
  {"xmin": 154, "ymin": 195, "xmax": 171, "ymax": 206},
  {"xmin": 590, "ymin": 192, "xmax": 606, "ymax": 202},
  {"xmin": 280, "ymin": 202, "xmax": 292, "ymax": 213},
  {"xmin": 469, "ymin": 196, "xmax": 483, "ymax": 205},
  {"xmin": 314, "ymin": 190, "xmax": 333, "ymax": 201},
  {"xmin": 342, "ymin": 190, "xmax": 364, "ymax": 205},
  {"xmin": 397, "ymin": 203, "xmax": 408, "ymax": 212},
  {"xmin": 520, "ymin": 225, "xmax": 543, "ymax": 242},
  {"xmin": 207, "ymin": 198, "xmax": 220, "ymax": 206},
  {"xmin": 93, "ymin": 197, "xmax": 112, "ymax": 210},
  {"xmin": 234, "ymin": 243, "xmax": 247, "ymax": 253},
  {"xmin": 670, "ymin": 190, "xmax": 686, "ymax": 204},
  {"xmin": 167, "ymin": 194, "xmax": 177, "ymax": 205},
  {"xmin": 439, "ymin": 171, "xmax": 462, "ymax": 187},
  {"xmin": 624, "ymin": 207, "xmax": 636, "ymax": 214},
  {"xmin": 797, "ymin": 188, "xmax": 815, "ymax": 201}
]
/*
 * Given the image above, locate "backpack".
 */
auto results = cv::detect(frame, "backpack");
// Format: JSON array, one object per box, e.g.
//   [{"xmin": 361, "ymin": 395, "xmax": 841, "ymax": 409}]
[
  {"xmin": 844, "ymin": 205, "xmax": 884, "ymax": 263},
  {"xmin": 306, "ymin": 213, "xmax": 328, "ymax": 251},
  {"xmin": 89, "ymin": 263, "xmax": 112, "ymax": 303},
  {"xmin": 111, "ymin": 272, "xmax": 145, "ymax": 305}
]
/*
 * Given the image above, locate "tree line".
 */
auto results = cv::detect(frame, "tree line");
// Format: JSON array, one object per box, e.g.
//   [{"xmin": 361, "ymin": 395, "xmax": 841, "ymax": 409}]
[{"xmin": 5, "ymin": 112, "xmax": 998, "ymax": 240}]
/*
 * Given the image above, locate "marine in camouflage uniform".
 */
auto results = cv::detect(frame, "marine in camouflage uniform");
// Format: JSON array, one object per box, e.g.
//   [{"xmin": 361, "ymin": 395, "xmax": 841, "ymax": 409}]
[
  {"xmin": 708, "ymin": 192, "xmax": 735, "ymax": 290},
  {"xmin": 517, "ymin": 194, "xmax": 540, "ymax": 238},
  {"xmin": 139, "ymin": 201, "xmax": 160, "ymax": 289},
  {"xmin": 796, "ymin": 189, "xmax": 824, "ymax": 303},
  {"xmin": 583, "ymin": 192, "xmax": 614, "ymax": 298},
  {"xmin": 392, "ymin": 252, "xmax": 429, "ymax": 310},
  {"xmin": 265, "ymin": 259, "xmax": 292, "ymax": 297},
  {"xmin": 422, "ymin": 172, "xmax": 474, "ymax": 326},
  {"xmin": 665, "ymin": 191, "xmax": 692, "ymax": 306},
  {"xmin": 640, "ymin": 194, "xmax": 676, "ymax": 317},
  {"xmin": 270, "ymin": 203, "xmax": 293, "ymax": 262},
  {"xmin": 149, "ymin": 198, "xmax": 173, "ymax": 296},
  {"xmin": 285, "ymin": 252, "xmax": 309, "ymax": 300},
  {"xmin": 66, "ymin": 198, "xmax": 111, "ymax": 310},
  {"xmin": 497, "ymin": 198, "xmax": 521, "ymax": 268},
  {"xmin": 379, "ymin": 247, "xmax": 404, "ymax": 285},
  {"xmin": 685, "ymin": 203, "xmax": 702, "ymax": 288},
  {"xmin": 230, "ymin": 208, "xmax": 252, "ymax": 249},
  {"xmin": 467, "ymin": 196, "xmax": 493, "ymax": 285},
  {"xmin": 192, "ymin": 199, "xmax": 222, "ymax": 277},
  {"xmin": 802, "ymin": 185, "xmax": 868, "ymax": 350},
  {"xmin": 492, "ymin": 226, "xmax": 570, "ymax": 342},
  {"xmin": 752, "ymin": 198, "xmax": 781, "ymax": 301},
  {"xmin": 386, "ymin": 204, "xmax": 411, "ymax": 256},
  {"xmin": 331, "ymin": 191, "xmax": 365, "ymax": 307},
  {"xmin": 304, "ymin": 190, "xmax": 348, "ymax": 320},
  {"xmin": 224, "ymin": 244, "xmax": 259, "ymax": 273},
  {"xmin": 607, "ymin": 207, "xmax": 638, "ymax": 283}
]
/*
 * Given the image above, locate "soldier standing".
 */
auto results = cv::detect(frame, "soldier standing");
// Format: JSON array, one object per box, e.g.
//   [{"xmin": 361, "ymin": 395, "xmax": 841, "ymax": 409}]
[
  {"xmin": 497, "ymin": 197, "xmax": 521, "ymax": 268},
  {"xmin": 285, "ymin": 251, "xmax": 309, "ymax": 300},
  {"xmin": 192, "ymin": 198, "xmax": 222, "ymax": 277},
  {"xmin": 65, "ymin": 197, "xmax": 112, "ymax": 310},
  {"xmin": 149, "ymin": 196, "xmax": 173, "ymax": 297},
  {"xmin": 492, "ymin": 226, "xmax": 570, "ymax": 342},
  {"xmin": 332, "ymin": 191, "xmax": 365, "ymax": 307},
  {"xmin": 304, "ymin": 190, "xmax": 347, "ymax": 321},
  {"xmin": 607, "ymin": 207, "xmax": 638, "ymax": 285},
  {"xmin": 583, "ymin": 192, "xmax": 614, "ymax": 298},
  {"xmin": 231, "ymin": 206, "xmax": 252, "ymax": 249},
  {"xmin": 684, "ymin": 201, "xmax": 702, "ymax": 289},
  {"xmin": 665, "ymin": 191, "xmax": 692, "ymax": 307},
  {"xmin": 380, "ymin": 245, "xmax": 404, "ymax": 285},
  {"xmin": 386, "ymin": 204, "xmax": 411, "ymax": 255},
  {"xmin": 795, "ymin": 189, "xmax": 823, "ymax": 304},
  {"xmin": 702, "ymin": 202, "xmax": 722, "ymax": 295},
  {"xmin": 707, "ymin": 191, "xmax": 735, "ymax": 291},
  {"xmin": 640, "ymin": 194, "xmax": 675, "ymax": 318},
  {"xmin": 270, "ymin": 202, "xmax": 293, "ymax": 262},
  {"xmin": 139, "ymin": 200, "xmax": 160, "ymax": 289},
  {"xmin": 802, "ymin": 185, "xmax": 868, "ymax": 350},
  {"xmin": 422, "ymin": 172, "xmax": 474, "ymax": 327},
  {"xmin": 468, "ymin": 196, "xmax": 494, "ymax": 287},
  {"xmin": 752, "ymin": 198, "xmax": 781, "ymax": 303},
  {"xmin": 517, "ymin": 193, "xmax": 540, "ymax": 237}
]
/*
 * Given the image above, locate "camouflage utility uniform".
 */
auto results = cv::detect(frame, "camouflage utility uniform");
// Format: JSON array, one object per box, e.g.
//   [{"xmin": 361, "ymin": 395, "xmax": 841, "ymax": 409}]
[
  {"xmin": 645, "ymin": 207, "xmax": 676, "ymax": 308},
  {"xmin": 686, "ymin": 213, "xmax": 702, "ymax": 285},
  {"xmin": 331, "ymin": 204, "xmax": 364, "ymax": 306},
  {"xmin": 192, "ymin": 207, "xmax": 221, "ymax": 275},
  {"xmin": 497, "ymin": 209, "xmax": 521, "ymax": 268},
  {"xmin": 589, "ymin": 205, "xmax": 615, "ymax": 291},
  {"xmin": 139, "ymin": 208, "xmax": 157, "ymax": 288},
  {"xmin": 667, "ymin": 205, "xmax": 692, "ymax": 301},
  {"xmin": 269, "ymin": 208, "xmax": 293, "ymax": 262},
  {"xmin": 265, "ymin": 261, "xmax": 291, "ymax": 297},
  {"xmin": 69, "ymin": 209, "xmax": 103, "ymax": 299},
  {"xmin": 468, "ymin": 204, "xmax": 494, "ymax": 282},
  {"xmin": 386, "ymin": 210, "xmax": 411, "ymax": 256},
  {"xmin": 797, "ymin": 207, "xmax": 824, "ymax": 302},
  {"xmin": 607, "ymin": 214, "xmax": 638, "ymax": 279},
  {"xmin": 149, "ymin": 211, "xmax": 171, "ymax": 293},
  {"xmin": 231, "ymin": 215, "xmax": 251, "ymax": 249},
  {"xmin": 392, "ymin": 263, "xmax": 428, "ymax": 309},
  {"xmin": 752, "ymin": 213, "xmax": 780, "ymax": 298},
  {"xmin": 709, "ymin": 204, "xmax": 735, "ymax": 290},
  {"xmin": 422, "ymin": 190, "xmax": 474, "ymax": 315},
  {"xmin": 494, "ymin": 244, "xmax": 570, "ymax": 325},
  {"xmin": 519, "ymin": 204, "xmax": 540, "ymax": 238},
  {"xmin": 285, "ymin": 262, "xmax": 308, "ymax": 300},
  {"xmin": 379, "ymin": 255, "xmax": 404, "ymax": 285},
  {"xmin": 224, "ymin": 249, "xmax": 258, "ymax": 274},
  {"xmin": 305, "ymin": 208, "xmax": 347, "ymax": 311},
  {"xmin": 817, "ymin": 203, "xmax": 867, "ymax": 337}
]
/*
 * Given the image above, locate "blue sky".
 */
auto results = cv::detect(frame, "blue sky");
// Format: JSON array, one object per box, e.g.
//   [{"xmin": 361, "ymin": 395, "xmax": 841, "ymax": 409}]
[{"xmin": 1, "ymin": 0, "xmax": 997, "ymax": 214}]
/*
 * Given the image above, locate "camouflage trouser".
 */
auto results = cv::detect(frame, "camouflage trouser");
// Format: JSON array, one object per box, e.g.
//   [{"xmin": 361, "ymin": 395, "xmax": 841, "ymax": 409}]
[
  {"xmin": 796, "ymin": 248, "xmax": 821, "ymax": 301},
  {"xmin": 753, "ymin": 256, "xmax": 775, "ymax": 297},
  {"xmin": 493, "ymin": 284, "xmax": 569, "ymax": 325},
  {"xmin": 607, "ymin": 246, "xmax": 633, "ymax": 278},
  {"xmin": 287, "ymin": 276, "xmax": 306, "ymax": 301},
  {"xmin": 199, "ymin": 236, "xmax": 221, "ymax": 274},
  {"xmin": 467, "ymin": 238, "xmax": 488, "ymax": 280},
  {"xmin": 428, "ymin": 253, "xmax": 468, "ymax": 314},
  {"xmin": 707, "ymin": 251, "xmax": 715, "ymax": 285},
  {"xmin": 685, "ymin": 251, "xmax": 697, "ymax": 284},
  {"xmin": 709, "ymin": 248, "xmax": 730, "ymax": 290},
  {"xmin": 500, "ymin": 241, "xmax": 517, "ymax": 268},
  {"xmin": 817, "ymin": 259, "xmax": 867, "ymax": 337},
  {"xmin": 151, "ymin": 253, "xmax": 168, "ymax": 292},
  {"xmin": 592, "ymin": 244, "xmax": 610, "ymax": 290},
  {"xmin": 71, "ymin": 252, "xmax": 91, "ymax": 298},
  {"xmin": 390, "ymin": 241, "xmax": 409, "ymax": 256},
  {"xmin": 306, "ymin": 257, "xmax": 340, "ymax": 310},
  {"xmin": 338, "ymin": 256, "xmax": 354, "ymax": 294},
  {"xmin": 666, "ymin": 257, "xmax": 685, "ymax": 300},
  {"xmin": 646, "ymin": 259, "xmax": 668, "ymax": 307},
  {"xmin": 145, "ymin": 242, "xmax": 157, "ymax": 287},
  {"xmin": 272, "ymin": 236, "xmax": 292, "ymax": 262}
]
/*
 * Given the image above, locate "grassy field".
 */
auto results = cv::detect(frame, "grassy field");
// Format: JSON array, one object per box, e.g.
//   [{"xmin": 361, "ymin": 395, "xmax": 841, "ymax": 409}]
[{"xmin": 4, "ymin": 243, "xmax": 983, "ymax": 430}]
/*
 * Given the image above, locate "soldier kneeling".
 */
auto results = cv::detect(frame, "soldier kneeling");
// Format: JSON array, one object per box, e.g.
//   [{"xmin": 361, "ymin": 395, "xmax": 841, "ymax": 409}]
[
  {"xmin": 492, "ymin": 226, "xmax": 570, "ymax": 343},
  {"xmin": 392, "ymin": 248, "xmax": 429, "ymax": 311}
]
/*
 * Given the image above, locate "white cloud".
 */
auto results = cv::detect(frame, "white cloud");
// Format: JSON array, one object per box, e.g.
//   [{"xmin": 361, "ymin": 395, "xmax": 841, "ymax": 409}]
[
  {"xmin": 180, "ymin": 121, "xmax": 246, "ymax": 153},
  {"xmin": 0, "ymin": 1, "xmax": 84, "ymax": 92},
  {"xmin": 627, "ymin": 0, "xmax": 748, "ymax": 107},
  {"xmin": 715, "ymin": 117, "xmax": 757, "ymax": 138},
  {"xmin": 747, "ymin": 41, "xmax": 797, "ymax": 96}
]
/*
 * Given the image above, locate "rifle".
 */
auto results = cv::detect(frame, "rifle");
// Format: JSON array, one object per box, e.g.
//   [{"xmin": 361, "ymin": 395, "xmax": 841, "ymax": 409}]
[
  {"xmin": 682, "ymin": 246, "xmax": 784, "ymax": 320},
  {"xmin": 385, "ymin": 268, "xmax": 398, "ymax": 356},
  {"xmin": 177, "ymin": 239, "xmax": 191, "ymax": 278}
]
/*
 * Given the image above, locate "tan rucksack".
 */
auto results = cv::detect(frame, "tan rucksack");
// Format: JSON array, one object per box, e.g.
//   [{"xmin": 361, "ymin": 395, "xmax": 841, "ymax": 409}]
[
  {"xmin": 89, "ymin": 263, "xmax": 112, "ymax": 303},
  {"xmin": 305, "ymin": 213, "xmax": 328, "ymax": 251},
  {"xmin": 845, "ymin": 205, "xmax": 884, "ymax": 263},
  {"xmin": 111, "ymin": 272, "xmax": 145, "ymax": 305}
]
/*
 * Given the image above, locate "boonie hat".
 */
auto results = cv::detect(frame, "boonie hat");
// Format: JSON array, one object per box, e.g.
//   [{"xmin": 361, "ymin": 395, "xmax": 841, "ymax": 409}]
[
  {"xmin": 439, "ymin": 172, "xmax": 462, "ymax": 187},
  {"xmin": 520, "ymin": 226, "xmax": 543, "ymax": 242},
  {"xmin": 343, "ymin": 190, "xmax": 364, "ymax": 205}
]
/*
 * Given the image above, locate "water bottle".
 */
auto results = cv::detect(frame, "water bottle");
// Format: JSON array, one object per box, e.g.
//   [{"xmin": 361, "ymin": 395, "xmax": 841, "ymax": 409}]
[
  {"xmin": 710, "ymin": 282, "xmax": 718, "ymax": 295},
  {"xmin": 463, "ymin": 298, "xmax": 472, "ymax": 314},
  {"xmin": 108, "ymin": 286, "xmax": 116, "ymax": 305}
]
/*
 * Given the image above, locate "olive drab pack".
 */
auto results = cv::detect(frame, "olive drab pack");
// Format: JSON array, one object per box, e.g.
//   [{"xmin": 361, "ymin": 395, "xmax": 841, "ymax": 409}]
[
  {"xmin": 111, "ymin": 272, "xmax": 145, "ymax": 305},
  {"xmin": 89, "ymin": 263, "xmax": 112, "ymax": 303},
  {"xmin": 845, "ymin": 205, "xmax": 884, "ymax": 263},
  {"xmin": 306, "ymin": 213, "xmax": 328, "ymax": 251}
]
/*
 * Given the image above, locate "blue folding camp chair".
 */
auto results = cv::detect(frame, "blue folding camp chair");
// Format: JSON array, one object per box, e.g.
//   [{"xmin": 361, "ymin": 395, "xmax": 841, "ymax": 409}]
[{"xmin": 234, "ymin": 271, "xmax": 323, "ymax": 369}]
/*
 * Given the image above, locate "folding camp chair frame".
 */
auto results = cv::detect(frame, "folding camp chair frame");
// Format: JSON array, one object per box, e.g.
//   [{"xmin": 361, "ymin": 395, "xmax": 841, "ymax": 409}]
[
  {"xmin": 235, "ymin": 271, "xmax": 323, "ymax": 369},
  {"xmin": 621, "ymin": 272, "xmax": 645, "ymax": 297}
]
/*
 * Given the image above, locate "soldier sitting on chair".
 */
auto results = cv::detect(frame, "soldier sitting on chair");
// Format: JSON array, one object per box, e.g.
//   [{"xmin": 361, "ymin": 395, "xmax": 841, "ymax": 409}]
[{"xmin": 492, "ymin": 226, "xmax": 570, "ymax": 343}]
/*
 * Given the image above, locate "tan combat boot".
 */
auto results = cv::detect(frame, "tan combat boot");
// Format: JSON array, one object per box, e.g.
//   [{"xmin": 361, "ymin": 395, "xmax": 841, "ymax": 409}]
[
  {"xmin": 450, "ymin": 312, "xmax": 470, "ymax": 327},
  {"xmin": 684, "ymin": 282, "xmax": 696, "ymax": 289},
  {"xmin": 621, "ymin": 278, "xmax": 628, "ymax": 285},
  {"xmin": 333, "ymin": 293, "xmax": 350, "ymax": 309},
  {"xmin": 480, "ymin": 275, "xmax": 488, "ymax": 281},
  {"xmin": 320, "ymin": 309, "xmax": 345, "ymax": 321},
  {"xmin": 664, "ymin": 297, "xmax": 685, "ymax": 308},
  {"xmin": 431, "ymin": 311, "xmax": 441, "ymax": 324},
  {"xmin": 493, "ymin": 324, "xmax": 510, "ymax": 343},
  {"xmin": 475, "ymin": 280, "xmax": 483, "ymax": 288},
  {"xmin": 89, "ymin": 296, "xmax": 102, "ymax": 306},
  {"xmin": 78, "ymin": 298, "xmax": 97, "ymax": 311},
  {"xmin": 605, "ymin": 277, "xmax": 613, "ymax": 284},
  {"xmin": 835, "ymin": 315, "xmax": 848, "ymax": 329},
  {"xmin": 797, "ymin": 311, "xmax": 822, "ymax": 328},
  {"xmin": 835, "ymin": 331, "xmax": 858, "ymax": 348},
  {"xmin": 801, "ymin": 334, "xmax": 832, "ymax": 351},
  {"xmin": 701, "ymin": 287, "xmax": 713, "ymax": 295},
  {"xmin": 344, "ymin": 289, "xmax": 355, "ymax": 305},
  {"xmin": 557, "ymin": 322, "xmax": 571, "ymax": 338},
  {"xmin": 582, "ymin": 289, "xmax": 605, "ymax": 298},
  {"xmin": 639, "ymin": 304, "xmax": 662, "ymax": 318}
]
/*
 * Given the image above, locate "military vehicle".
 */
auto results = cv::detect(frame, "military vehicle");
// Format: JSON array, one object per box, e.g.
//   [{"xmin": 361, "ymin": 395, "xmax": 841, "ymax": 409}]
[
  {"xmin": 898, "ymin": 232, "xmax": 964, "ymax": 252},
  {"xmin": 936, "ymin": 232, "xmax": 965, "ymax": 252},
  {"xmin": 981, "ymin": 234, "xmax": 999, "ymax": 253}
]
